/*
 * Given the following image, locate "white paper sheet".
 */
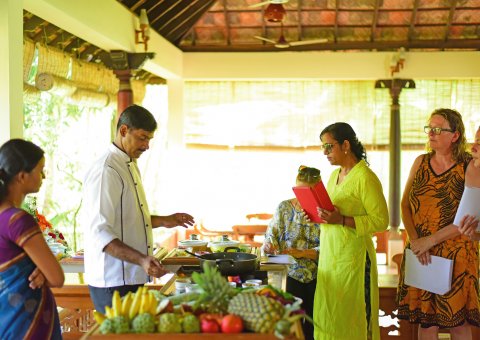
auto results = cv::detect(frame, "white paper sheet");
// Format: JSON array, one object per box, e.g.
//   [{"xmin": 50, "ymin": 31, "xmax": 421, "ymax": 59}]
[
  {"xmin": 453, "ymin": 186, "xmax": 480, "ymax": 231},
  {"xmin": 404, "ymin": 249, "xmax": 453, "ymax": 295},
  {"xmin": 261, "ymin": 254, "xmax": 296, "ymax": 265}
]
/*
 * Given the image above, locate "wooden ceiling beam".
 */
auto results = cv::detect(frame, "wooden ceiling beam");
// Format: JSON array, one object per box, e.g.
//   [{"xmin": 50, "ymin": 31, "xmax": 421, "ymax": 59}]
[
  {"xmin": 130, "ymin": 0, "xmax": 147, "ymax": 12},
  {"xmin": 370, "ymin": 0, "xmax": 381, "ymax": 43},
  {"xmin": 334, "ymin": 0, "xmax": 338, "ymax": 43},
  {"xmin": 408, "ymin": 0, "xmax": 420, "ymax": 42},
  {"xmin": 193, "ymin": 22, "xmax": 480, "ymax": 30},
  {"xmin": 149, "ymin": 0, "xmax": 184, "ymax": 26},
  {"xmin": 147, "ymin": 0, "xmax": 165, "ymax": 14},
  {"xmin": 297, "ymin": 0, "xmax": 303, "ymax": 41},
  {"xmin": 166, "ymin": 0, "xmax": 216, "ymax": 44},
  {"xmin": 180, "ymin": 39, "xmax": 480, "ymax": 52},
  {"xmin": 157, "ymin": 0, "xmax": 202, "ymax": 32},
  {"xmin": 445, "ymin": 0, "xmax": 458, "ymax": 42},
  {"xmin": 223, "ymin": 0, "xmax": 230, "ymax": 45},
  {"xmin": 204, "ymin": 7, "xmax": 480, "ymax": 14}
]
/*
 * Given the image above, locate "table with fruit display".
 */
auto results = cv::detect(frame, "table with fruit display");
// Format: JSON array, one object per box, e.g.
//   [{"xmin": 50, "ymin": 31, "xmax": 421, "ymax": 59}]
[{"xmin": 82, "ymin": 263, "xmax": 306, "ymax": 339}]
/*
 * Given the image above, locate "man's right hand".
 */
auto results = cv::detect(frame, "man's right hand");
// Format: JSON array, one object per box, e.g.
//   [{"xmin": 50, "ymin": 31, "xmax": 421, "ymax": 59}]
[{"xmin": 140, "ymin": 256, "xmax": 167, "ymax": 278}]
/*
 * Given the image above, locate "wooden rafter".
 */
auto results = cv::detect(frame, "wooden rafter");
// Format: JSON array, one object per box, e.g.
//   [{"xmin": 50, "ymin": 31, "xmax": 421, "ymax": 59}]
[
  {"xmin": 130, "ymin": 0, "xmax": 146, "ymax": 12},
  {"xmin": 334, "ymin": 0, "xmax": 339, "ymax": 43},
  {"xmin": 149, "ymin": 0, "xmax": 184, "ymax": 26},
  {"xmin": 371, "ymin": 0, "xmax": 382, "ymax": 43},
  {"xmin": 223, "ymin": 0, "xmax": 231, "ymax": 45},
  {"xmin": 147, "ymin": 0, "xmax": 165, "ymax": 14},
  {"xmin": 181, "ymin": 39, "xmax": 480, "ymax": 52},
  {"xmin": 166, "ymin": 1, "xmax": 215, "ymax": 44},
  {"xmin": 297, "ymin": 0, "xmax": 302, "ymax": 41},
  {"xmin": 157, "ymin": 0, "xmax": 202, "ymax": 32},
  {"xmin": 408, "ymin": 0, "xmax": 420, "ymax": 42},
  {"xmin": 445, "ymin": 0, "xmax": 458, "ymax": 42}
]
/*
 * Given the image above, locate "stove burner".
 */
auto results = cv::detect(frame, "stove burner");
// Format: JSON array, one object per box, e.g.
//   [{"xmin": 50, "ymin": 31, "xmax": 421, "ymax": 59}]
[{"xmin": 177, "ymin": 265, "xmax": 268, "ymax": 285}]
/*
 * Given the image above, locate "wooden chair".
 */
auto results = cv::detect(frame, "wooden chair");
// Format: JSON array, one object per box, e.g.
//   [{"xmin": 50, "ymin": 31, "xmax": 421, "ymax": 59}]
[
  {"xmin": 392, "ymin": 253, "xmax": 403, "ymax": 275},
  {"xmin": 232, "ymin": 224, "xmax": 268, "ymax": 248},
  {"xmin": 185, "ymin": 222, "xmax": 234, "ymax": 241},
  {"xmin": 53, "ymin": 285, "xmax": 95, "ymax": 339},
  {"xmin": 246, "ymin": 213, "xmax": 273, "ymax": 223}
]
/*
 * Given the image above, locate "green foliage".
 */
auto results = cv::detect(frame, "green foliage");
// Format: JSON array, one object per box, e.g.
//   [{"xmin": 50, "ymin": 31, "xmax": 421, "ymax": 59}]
[{"xmin": 23, "ymin": 92, "xmax": 114, "ymax": 252}]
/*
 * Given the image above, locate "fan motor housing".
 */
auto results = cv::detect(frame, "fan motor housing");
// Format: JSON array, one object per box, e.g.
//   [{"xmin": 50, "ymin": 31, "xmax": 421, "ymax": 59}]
[{"xmin": 264, "ymin": 4, "xmax": 286, "ymax": 22}]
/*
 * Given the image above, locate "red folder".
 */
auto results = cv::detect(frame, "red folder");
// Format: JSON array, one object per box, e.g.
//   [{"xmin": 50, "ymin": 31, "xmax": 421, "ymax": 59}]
[{"xmin": 292, "ymin": 181, "xmax": 334, "ymax": 223}]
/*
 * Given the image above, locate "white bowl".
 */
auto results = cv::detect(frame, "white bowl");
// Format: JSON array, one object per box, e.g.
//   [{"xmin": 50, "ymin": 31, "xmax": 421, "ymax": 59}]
[
  {"xmin": 207, "ymin": 240, "xmax": 240, "ymax": 252},
  {"xmin": 242, "ymin": 282, "xmax": 260, "ymax": 288},
  {"xmin": 245, "ymin": 279, "xmax": 263, "ymax": 285},
  {"xmin": 177, "ymin": 239, "xmax": 208, "ymax": 248}
]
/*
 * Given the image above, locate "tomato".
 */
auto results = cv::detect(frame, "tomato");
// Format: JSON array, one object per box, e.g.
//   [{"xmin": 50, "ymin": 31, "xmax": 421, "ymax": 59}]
[
  {"xmin": 200, "ymin": 318, "xmax": 220, "ymax": 333},
  {"xmin": 221, "ymin": 314, "xmax": 244, "ymax": 333}
]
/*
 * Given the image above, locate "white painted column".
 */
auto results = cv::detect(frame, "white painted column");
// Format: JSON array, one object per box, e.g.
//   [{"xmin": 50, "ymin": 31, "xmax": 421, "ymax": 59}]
[
  {"xmin": 0, "ymin": 0, "xmax": 24, "ymax": 144},
  {"xmin": 166, "ymin": 78, "xmax": 185, "ymax": 149}
]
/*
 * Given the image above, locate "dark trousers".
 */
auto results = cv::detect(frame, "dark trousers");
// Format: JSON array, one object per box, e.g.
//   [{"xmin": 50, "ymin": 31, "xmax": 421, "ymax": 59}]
[
  {"xmin": 286, "ymin": 276, "xmax": 317, "ymax": 340},
  {"xmin": 88, "ymin": 284, "xmax": 143, "ymax": 314}
]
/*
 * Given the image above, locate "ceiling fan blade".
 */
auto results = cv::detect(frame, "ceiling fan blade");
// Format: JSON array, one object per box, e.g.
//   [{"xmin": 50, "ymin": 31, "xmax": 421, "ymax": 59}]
[
  {"xmin": 254, "ymin": 35, "xmax": 277, "ymax": 44},
  {"xmin": 288, "ymin": 38, "xmax": 328, "ymax": 46},
  {"xmin": 248, "ymin": 1, "xmax": 272, "ymax": 8}
]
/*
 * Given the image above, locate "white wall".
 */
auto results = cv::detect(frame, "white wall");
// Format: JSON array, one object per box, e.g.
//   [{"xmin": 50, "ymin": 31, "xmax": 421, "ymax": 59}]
[
  {"xmin": 0, "ymin": 0, "xmax": 23, "ymax": 143},
  {"xmin": 182, "ymin": 51, "xmax": 480, "ymax": 80}
]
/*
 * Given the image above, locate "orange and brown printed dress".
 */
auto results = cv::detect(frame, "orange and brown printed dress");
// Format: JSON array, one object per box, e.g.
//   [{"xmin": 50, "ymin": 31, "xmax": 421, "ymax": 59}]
[{"xmin": 396, "ymin": 154, "xmax": 480, "ymax": 328}]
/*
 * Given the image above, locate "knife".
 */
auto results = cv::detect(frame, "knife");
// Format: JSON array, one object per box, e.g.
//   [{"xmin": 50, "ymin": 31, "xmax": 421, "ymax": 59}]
[{"xmin": 161, "ymin": 264, "xmax": 181, "ymax": 273}]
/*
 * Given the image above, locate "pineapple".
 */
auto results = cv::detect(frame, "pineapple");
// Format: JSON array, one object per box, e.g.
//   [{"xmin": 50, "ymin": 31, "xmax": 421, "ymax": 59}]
[
  {"xmin": 227, "ymin": 293, "xmax": 285, "ymax": 333},
  {"xmin": 191, "ymin": 262, "xmax": 237, "ymax": 313}
]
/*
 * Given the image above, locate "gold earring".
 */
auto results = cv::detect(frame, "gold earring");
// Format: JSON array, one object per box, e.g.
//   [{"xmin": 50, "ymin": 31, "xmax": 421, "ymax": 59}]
[{"xmin": 344, "ymin": 151, "xmax": 347, "ymax": 155}]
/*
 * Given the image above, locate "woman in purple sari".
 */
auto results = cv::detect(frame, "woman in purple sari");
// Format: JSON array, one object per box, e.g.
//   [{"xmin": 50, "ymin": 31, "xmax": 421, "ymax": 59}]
[{"xmin": 0, "ymin": 139, "xmax": 64, "ymax": 340}]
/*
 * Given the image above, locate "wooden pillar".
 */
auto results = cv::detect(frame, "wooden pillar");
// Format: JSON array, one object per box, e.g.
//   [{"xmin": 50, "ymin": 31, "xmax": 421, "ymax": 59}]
[
  {"xmin": 375, "ymin": 79, "xmax": 415, "ymax": 229},
  {"xmin": 102, "ymin": 51, "xmax": 154, "ymax": 121},
  {"xmin": 114, "ymin": 69, "xmax": 133, "ymax": 119}
]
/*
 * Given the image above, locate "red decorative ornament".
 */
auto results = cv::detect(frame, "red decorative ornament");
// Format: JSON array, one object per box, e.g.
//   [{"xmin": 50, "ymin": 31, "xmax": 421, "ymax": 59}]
[{"xmin": 264, "ymin": 4, "xmax": 286, "ymax": 23}]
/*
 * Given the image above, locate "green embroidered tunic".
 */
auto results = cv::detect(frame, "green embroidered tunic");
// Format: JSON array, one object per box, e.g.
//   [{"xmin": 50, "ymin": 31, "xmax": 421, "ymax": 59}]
[{"xmin": 313, "ymin": 160, "xmax": 389, "ymax": 340}]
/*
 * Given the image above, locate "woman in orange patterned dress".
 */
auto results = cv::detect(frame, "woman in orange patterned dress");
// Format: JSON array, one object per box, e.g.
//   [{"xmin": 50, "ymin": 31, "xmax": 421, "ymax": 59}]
[{"xmin": 396, "ymin": 108, "xmax": 480, "ymax": 340}]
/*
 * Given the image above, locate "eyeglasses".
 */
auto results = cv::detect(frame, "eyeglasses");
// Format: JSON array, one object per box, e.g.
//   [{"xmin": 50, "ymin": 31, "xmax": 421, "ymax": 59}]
[
  {"xmin": 320, "ymin": 142, "xmax": 338, "ymax": 153},
  {"xmin": 424, "ymin": 126, "xmax": 454, "ymax": 135}
]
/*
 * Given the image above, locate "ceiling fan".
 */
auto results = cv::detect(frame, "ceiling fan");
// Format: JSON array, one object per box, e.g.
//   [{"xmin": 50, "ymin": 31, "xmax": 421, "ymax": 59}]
[
  {"xmin": 249, "ymin": 0, "xmax": 290, "ymax": 9},
  {"xmin": 254, "ymin": 23, "xmax": 328, "ymax": 49}
]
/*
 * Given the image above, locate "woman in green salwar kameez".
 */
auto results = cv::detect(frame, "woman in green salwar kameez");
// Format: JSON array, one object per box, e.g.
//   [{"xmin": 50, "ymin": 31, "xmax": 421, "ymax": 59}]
[{"xmin": 313, "ymin": 123, "xmax": 389, "ymax": 340}]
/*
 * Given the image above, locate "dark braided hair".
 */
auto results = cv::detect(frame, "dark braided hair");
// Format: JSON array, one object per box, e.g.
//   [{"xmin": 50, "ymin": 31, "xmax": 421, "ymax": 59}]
[
  {"xmin": 320, "ymin": 122, "xmax": 368, "ymax": 165},
  {"xmin": 0, "ymin": 139, "xmax": 44, "ymax": 202}
]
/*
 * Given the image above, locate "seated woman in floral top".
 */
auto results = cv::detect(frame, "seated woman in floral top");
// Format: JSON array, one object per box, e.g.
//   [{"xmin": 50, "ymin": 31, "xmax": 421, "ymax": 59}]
[{"xmin": 263, "ymin": 165, "xmax": 321, "ymax": 340}]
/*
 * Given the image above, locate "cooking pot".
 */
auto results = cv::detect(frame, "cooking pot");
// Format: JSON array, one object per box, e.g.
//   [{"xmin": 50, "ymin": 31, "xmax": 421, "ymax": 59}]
[{"xmin": 198, "ymin": 247, "xmax": 258, "ymax": 275}]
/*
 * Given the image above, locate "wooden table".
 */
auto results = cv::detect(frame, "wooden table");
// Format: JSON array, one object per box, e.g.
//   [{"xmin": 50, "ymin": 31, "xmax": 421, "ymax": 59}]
[{"xmin": 232, "ymin": 224, "xmax": 267, "ymax": 246}]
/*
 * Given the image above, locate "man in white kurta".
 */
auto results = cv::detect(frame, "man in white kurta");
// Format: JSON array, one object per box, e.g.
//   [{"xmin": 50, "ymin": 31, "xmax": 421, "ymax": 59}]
[{"xmin": 82, "ymin": 105, "xmax": 194, "ymax": 313}]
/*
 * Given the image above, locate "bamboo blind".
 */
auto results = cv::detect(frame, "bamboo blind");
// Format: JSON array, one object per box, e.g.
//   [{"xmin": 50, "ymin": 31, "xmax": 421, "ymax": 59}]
[
  {"xmin": 184, "ymin": 80, "xmax": 480, "ymax": 147},
  {"xmin": 23, "ymin": 40, "xmax": 35, "ymax": 83},
  {"xmin": 71, "ymin": 59, "xmax": 104, "ymax": 92},
  {"xmin": 131, "ymin": 79, "xmax": 146, "ymax": 105},
  {"xmin": 36, "ymin": 44, "xmax": 69, "ymax": 78}
]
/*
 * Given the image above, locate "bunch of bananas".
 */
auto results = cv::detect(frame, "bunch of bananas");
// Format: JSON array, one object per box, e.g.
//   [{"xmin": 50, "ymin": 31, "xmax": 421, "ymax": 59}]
[{"xmin": 93, "ymin": 287, "xmax": 159, "ymax": 324}]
